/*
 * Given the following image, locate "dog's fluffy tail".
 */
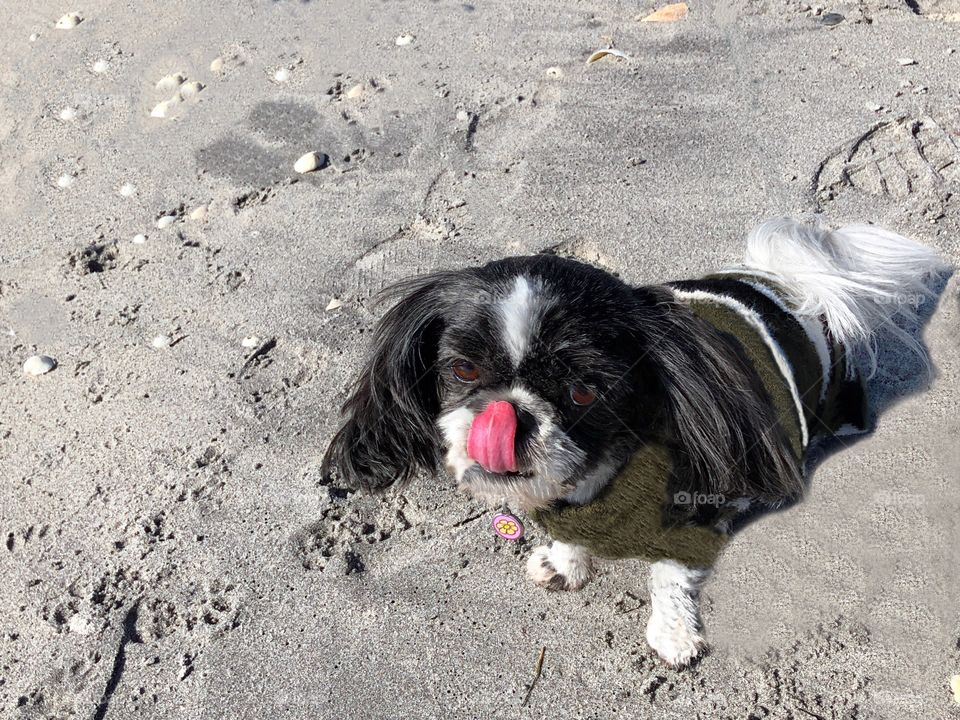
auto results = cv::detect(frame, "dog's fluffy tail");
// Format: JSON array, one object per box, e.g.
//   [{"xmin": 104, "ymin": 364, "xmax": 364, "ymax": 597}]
[{"xmin": 740, "ymin": 218, "xmax": 947, "ymax": 376}]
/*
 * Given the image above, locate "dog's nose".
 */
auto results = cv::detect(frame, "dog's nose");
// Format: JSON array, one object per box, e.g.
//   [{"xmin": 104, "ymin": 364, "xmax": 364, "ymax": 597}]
[{"xmin": 513, "ymin": 407, "xmax": 539, "ymax": 452}]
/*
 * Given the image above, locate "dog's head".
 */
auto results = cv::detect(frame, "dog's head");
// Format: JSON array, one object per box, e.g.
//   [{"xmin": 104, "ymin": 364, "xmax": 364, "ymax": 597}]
[{"xmin": 323, "ymin": 255, "xmax": 799, "ymax": 511}]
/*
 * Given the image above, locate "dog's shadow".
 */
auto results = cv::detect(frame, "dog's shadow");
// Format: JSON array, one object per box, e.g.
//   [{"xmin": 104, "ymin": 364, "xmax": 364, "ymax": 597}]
[{"xmin": 734, "ymin": 270, "xmax": 953, "ymax": 530}]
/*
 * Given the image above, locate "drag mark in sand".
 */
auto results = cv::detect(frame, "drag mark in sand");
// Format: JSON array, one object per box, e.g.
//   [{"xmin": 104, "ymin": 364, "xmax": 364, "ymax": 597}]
[{"xmin": 92, "ymin": 604, "xmax": 142, "ymax": 720}]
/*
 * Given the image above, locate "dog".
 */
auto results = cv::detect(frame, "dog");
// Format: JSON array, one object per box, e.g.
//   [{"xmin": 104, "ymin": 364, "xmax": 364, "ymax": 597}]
[{"xmin": 323, "ymin": 218, "xmax": 945, "ymax": 666}]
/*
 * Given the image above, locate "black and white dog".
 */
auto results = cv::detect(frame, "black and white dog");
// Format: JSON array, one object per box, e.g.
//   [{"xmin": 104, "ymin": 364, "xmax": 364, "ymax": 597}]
[{"xmin": 323, "ymin": 219, "xmax": 945, "ymax": 665}]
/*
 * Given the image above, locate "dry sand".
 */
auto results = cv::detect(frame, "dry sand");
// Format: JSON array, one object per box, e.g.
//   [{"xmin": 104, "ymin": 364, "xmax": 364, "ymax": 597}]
[{"xmin": 1, "ymin": 1, "xmax": 959, "ymax": 718}]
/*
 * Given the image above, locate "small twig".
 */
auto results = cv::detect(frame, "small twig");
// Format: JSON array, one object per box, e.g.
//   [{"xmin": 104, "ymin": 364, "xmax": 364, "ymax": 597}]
[
  {"xmin": 237, "ymin": 336, "xmax": 276, "ymax": 379},
  {"xmin": 796, "ymin": 707, "xmax": 825, "ymax": 720},
  {"xmin": 520, "ymin": 646, "xmax": 546, "ymax": 708},
  {"xmin": 451, "ymin": 510, "xmax": 485, "ymax": 528},
  {"xmin": 616, "ymin": 604, "xmax": 645, "ymax": 615}
]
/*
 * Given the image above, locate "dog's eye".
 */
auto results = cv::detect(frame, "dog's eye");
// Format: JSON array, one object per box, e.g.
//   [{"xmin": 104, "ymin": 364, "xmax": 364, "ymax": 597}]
[
  {"xmin": 452, "ymin": 359, "xmax": 480, "ymax": 383},
  {"xmin": 569, "ymin": 384, "xmax": 597, "ymax": 406}
]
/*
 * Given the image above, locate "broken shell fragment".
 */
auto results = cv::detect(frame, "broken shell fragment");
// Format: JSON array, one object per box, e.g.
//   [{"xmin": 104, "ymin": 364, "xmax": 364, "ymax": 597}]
[
  {"xmin": 241, "ymin": 336, "xmax": 260, "ymax": 348},
  {"xmin": 210, "ymin": 57, "xmax": 225, "ymax": 73},
  {"xmin": 119, "ymin": 182, "xmax": 136, "ymax": 197},
  {"xmin": 294, "ymin": 151, "xmax": 328, "ymax": 174},
  {"xmin": 150, "ymin": 98, "xmax": 179, "ymax": 118},
  {"xmin": 586, "ymin": 48, "xmax": 630, "ymax": 64},
  {"xmin": 151, "ymin": 335, "xmax": 172, "ymax": 349},
  {"xmin": 156, "ymin": 215, "xmax": 177, "ymax": 229},
  {"xmin": 545, "ymin": 66, "xmax": 564, "ymax": 78},
  {"xmin": 57, "ymin": 174, "xmax": 74, "ymax": 188},
  {"xmin": 346, "ymin": 83, "xmax": 364, "ymax": 99},
  {"xmin": 951, "ymin": 675, "xmax": 960, "ymax": 704},
  {"xmin": 23, "ymin": 355, "xmax": 57, "ymax": 376},
  {"xmin": 59, "ymin": 107, "xmax": 78, "ymax": 121},
  {"xmin": 189, "ymin": 205, "xmax": 208, "ymax": 221},
  {"xmin": 897, "ymin": 57, "xmax": 917, "ymax": 66},
  {"xmin": 92, "ymin": 59, "xmax": 109, "ymax": 73},
  {"xmin": 132, "ymin": 234, "xmax": 147, "ymax": 244},
  {"xmin": 640, "ymin": 2, "xmax": 688, "ymax": 21},
  {"xmin": 274, "ymin": 67, "xmax": 291, "ymax": 83},
  {"xmin": 55, "ymin": 12, "xmax": 83, "ymax": 29},
  {"xmin": 155, "ymin": 73, "xmax": 186, "ymax": 91},
  {"xmin": 180, "ymin": 81, "xmax": 204, "ymax": 99},
  {"xmin": 326, "ymin": 298, "xmax": 343, "ymax": 311},
  {"xmin": 395, "ymin": 34, "xmax": 415, "ymax": 46}
]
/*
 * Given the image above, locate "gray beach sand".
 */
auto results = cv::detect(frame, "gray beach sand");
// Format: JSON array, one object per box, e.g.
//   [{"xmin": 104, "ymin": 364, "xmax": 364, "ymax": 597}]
[{"xmin": 1, "ymin": 0, "xmax": 959, "ymax": 718}]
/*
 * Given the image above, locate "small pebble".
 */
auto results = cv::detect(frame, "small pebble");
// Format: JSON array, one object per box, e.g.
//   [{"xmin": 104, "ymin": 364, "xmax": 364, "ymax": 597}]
[
  {"xmin": 92, "ymin": 59, "xmax": 109, "ymax": 73},
  {"xmin": 68, "ymin": 614, "xmax": 94, "ymax": 635},
  {"xmin": 326, "ymin": 298, "xmax": 343, "ymax": 311},
  {"xmin": 179, "ymin": 81, "xmax": 204, "ymax": 99},
  {"xmin": 913, "ymin": 85, "xmax": 928, "ymax": 94},
  {"xmin": 132, "ymin": 234, "xmax": 147, "ymax": 244},
  {"xmin": 346, "ymin": 83, "xmax": 364, "ymax": 99},
  {"xmin": 948, "ymin": 48, "xmax": 956, "ymax": 55},
  {"xmin": 55, "ymin": 12, "xmax": 83, "ymax": 30},
  {"xmin": 395, "ymin": 34, "xmax": 415, "ymax": 46},
  {"xmin": 210, "ymin": 57, "xmax": 225, "ymax": 73},
  {"xmin": 150, "ymin": 97, "xmax": 180, "ymax": 118},
  {"xmin": 867, "ymin": 102, "xmax": 883, "ymax": 112},
  {"xmin": 119, "ymin": 182, "xmax": 137, "ymax": 197},
  {"xmin": 274, "ymin": 67, "xmax": 291, "ymax": 83},
  {"xmin": 151, "ymin": 335, "xmax": 172, "ymax": 349},
  {"xmin": 188, "ymin": 205, "xmax": 208, "ymax": 221},
  {"xmin": 241, "ymin": 336, "xmax": 260, "ymax": 349},
  {"xmin": 156, "ymin": 215, "xmax": 177, "ymax": 229},
  {"xmin": 951, "ymin": 674, "xmax": 960, "ymax": 704},
  {"xmin": 897, "ymin": 57, "xmax": 917, "ymax": 66},
  {"xmin": 23, "ymin": 355, "xmax": 57, "ymax": 376},
  {"xmin": 59, "ymin": 107, "xmax": 78, "ymax": 121},
  {"xmin": 29, "ymin": 33, "xmax": 39, "ymax": 42},
  {"xmin": 456, "ymin": 109, "xmax": 470, "ymax": 123},
  {"xmin": 819, "ymin": 12, "xmax": 844, "ymax": 25},
  {"xmin": 57, "ymin": 174, "xmax": 74, "ymax": 188},
  {"xmin": 545, "ymin": 66, "xmax": 564, "ymax": 78},
  {"xmin": 155, "ymin": 73, "xmax": 186, "ymax": 91},
  {"xmin": 294, "ymin": 151, "xmax": 328, "ymax": 174}
]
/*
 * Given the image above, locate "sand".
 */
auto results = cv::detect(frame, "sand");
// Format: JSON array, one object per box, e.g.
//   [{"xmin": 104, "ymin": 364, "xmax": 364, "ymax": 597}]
[{"xmin": 1, "ymin": 0, "xmax": 959, "ymax": 718}]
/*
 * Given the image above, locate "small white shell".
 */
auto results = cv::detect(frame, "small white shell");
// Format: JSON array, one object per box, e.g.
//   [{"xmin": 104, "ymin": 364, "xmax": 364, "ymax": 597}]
[
  {"xmin": 180, "ymin": 81, "xmax": 204, "ymax": 99},
  {"xmin": 274, "ymin": 67, "xmax": 291, "ymax": 83},
  {"xmin": 23, "ymin": 355, "xmax": 57, "ymax": 376},
  {"xmin": 395, "ymin": 34, "xmax": 415, "ymax": 46},
  {"xmin": 897, "ymin": 57, "xmax": 917, "ymax": 66},
  {"xmin": 189, "ymin": 204, "xmax": 208, "ymax": 221},
  {"xmin": 57, "ymin": 174, "xmax": 74, "ymax": 188},
  {"xmin": 119, "ymin": 182, "xmax": 137, "ymax": 197},
  {"xmin": 29, "ymin": 33, "xmax": 39, "ymax": 42},
  {"xmin": 294, "ymin": 151, "xmax": 325, "ymax": 174},
  {"xmin": 545, "ymin": 66, "xmax": 564, "ymax": 78},
  {"xmin": 241, "ymin": 336, "xmax": 260, "ymax": 348},
  {"xmin": 55, "ymin": 13, "xmax": 83, "ymax": 30},
  {"xmin": 586, "ymin": 48, "xmax": 630, "ymax": 64},
  {"xmin": 151, "ymin": 335, "xmax": 172, "ymax": 349},
  {"xmin": 325, "ymin": 298, "xmax": 343, "ymax": 311},
  {"xmin": 156, "ymin": 215, "xmax": 177, "ymax": 229},
  {"xmin": 59, "ymin": 107, "xmax": 78, "ymax": 121},
  {"xmin": 132, "ymin": 234, "xmax": 147, "ymax": 244},
  {"xmin": 210, "ymin": 57, "xmax": 225, "ymax": 73},
  {"xmin": 150, "ymin": 96, "xmax": 180, "ymax": 118},
  {"xmin": 346, "ymin": 83, "xmax": 364, "ymax": 99},
  {"xmin": 92, "ymin": 59, "xmax": 109, "ymax": 73},
  {"xmin": 155, "ymin": 73, "xmax": 186, "ymax": 91},
  {"xmin": 68, "ymin": 613, "xmax": 94, "ymax": 635}
]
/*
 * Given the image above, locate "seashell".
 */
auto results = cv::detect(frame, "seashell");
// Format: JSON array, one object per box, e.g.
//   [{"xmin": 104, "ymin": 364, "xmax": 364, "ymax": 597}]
[
  {"xmin": 274, "ymin": 67, "xmax": 291, "ymax": 83},
  {"xmin": 55, "ymin": 13, "xmax": 83, "ymax": 30},
  {"xmin": 119, "ymin": 182, "xmax": 136, "ymax": 197},
  {"xmin": 897, "ymin": 57, "xmax": 917, "ymax": 66},
  {"xmin": 586, "ymin": 48, "xmax": 630, "ymax": 64},
  {"xmin": 92, "ymin": 59, "xmax": 109, "ymax": 73},
  {"xmin": 23, "ymin": 355, "xmax": 57, "ymax": 376},
  {"xmin": 59, "ymin": 107, "xmax": 78, "ymax": 121},
  {"xmin": 395, "ymin": 34, "xmax": 415, "ymax": 46},
  {"xmin": 151, "ymin": 335, "xmax": 172, "ymax": 349},
  {"xmin": 951, "ymin": 675, "xmax": 960, "ymax": 704},
  {"xmin": 189, "ymin": 204, "xmax": 208, "ymax": 221},
  {"xmin": 639, "ymin": 2, "xmax": 688, "ymax": 21},
  {"xmin": 210, "ymin": 57, "xmax": 225, "ymax": 73},
  {"xmin": 241, "ymin": 336, "xmax": 260, "ymax": 348},
  {"xmin": 180, "ymin": 81, "xmax": 204, "ymax": 99},
  {"xmin": 294, "ymin": 151, "xmax": 328, "ymax": 174},
  {"xmin": 29, "ymin": 33, "xmax": 39, "ymax": 42},
  {"xmin": 325, "ymin": 298, "xmax": 343, "ymax": 311},
  {"xmin": 132, "ymin": 234, "xmax": 147, "ymax": 244},
  {"xmin": 346, "ymin": 83, "xmax": 364, "ymax": 99},
  {"xmin": 155, "ymin": 73, "xmax": 186, "ymax": 91},
  {"xmin": 545, "ymin": 66, "xmax": 564, "ymax": 78},
  {"xmin": 156, "ymin": 215, "xmax": 177, "ymax": 229},
  {"xmin": 150, "ymin": 96, "xmax": 181, "ymax": 118},
  {"xmin": 57, "ymin": 174, "xmax": 74, "ymax": 188}
]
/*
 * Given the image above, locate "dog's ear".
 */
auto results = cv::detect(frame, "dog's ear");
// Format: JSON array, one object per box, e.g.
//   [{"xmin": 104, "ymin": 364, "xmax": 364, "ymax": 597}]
[{"xmin": 322, "ymin": 272, "xmax": 457, "ymax": 492}]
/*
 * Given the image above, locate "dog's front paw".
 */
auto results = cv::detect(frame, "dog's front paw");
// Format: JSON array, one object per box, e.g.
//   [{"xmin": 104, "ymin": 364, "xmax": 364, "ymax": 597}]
[
  {"xmin": 525, "ymin": 542, "xmax": 594, "ymax": 592},
  {"xmin": 645, "ymin": 606, "xmax": 706, "ymax": 667}
]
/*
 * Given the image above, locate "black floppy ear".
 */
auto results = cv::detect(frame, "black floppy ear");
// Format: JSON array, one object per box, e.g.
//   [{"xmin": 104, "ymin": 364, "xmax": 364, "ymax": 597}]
[{"xmin": 322, "ymin": 273, "xmax": 456, "ymax": 491}]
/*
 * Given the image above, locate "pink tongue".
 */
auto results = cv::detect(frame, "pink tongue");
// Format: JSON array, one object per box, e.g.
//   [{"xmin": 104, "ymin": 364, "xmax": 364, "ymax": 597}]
[{"xmin": 467, "ymin": 401, "xmax": 518, "ymax": 473}]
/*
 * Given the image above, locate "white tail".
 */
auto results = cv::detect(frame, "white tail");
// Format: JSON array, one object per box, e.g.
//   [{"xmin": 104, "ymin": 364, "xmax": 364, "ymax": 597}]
[{"xmin": 740, "ymin": 218, "xmax": 948, "ymax": 376}]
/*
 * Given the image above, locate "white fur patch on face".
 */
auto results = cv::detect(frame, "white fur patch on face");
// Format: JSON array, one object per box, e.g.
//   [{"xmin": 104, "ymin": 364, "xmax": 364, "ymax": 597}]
[
  {"xmin": 497, "ymin": 275, "xmax": 544, "ymax": 368},
  {"xmin": 437, "ymin": 407, "xmax": 476, "ymax": 481}
]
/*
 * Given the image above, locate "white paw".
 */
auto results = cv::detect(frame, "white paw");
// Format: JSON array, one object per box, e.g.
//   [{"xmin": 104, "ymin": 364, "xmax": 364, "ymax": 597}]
[
  {"xmin": 525, "ymin": 542, "xmax": 594, "ymax": 592},
  {"xmin": 645, "ymin": 608, "xmax": 706, "ymax": 667}
]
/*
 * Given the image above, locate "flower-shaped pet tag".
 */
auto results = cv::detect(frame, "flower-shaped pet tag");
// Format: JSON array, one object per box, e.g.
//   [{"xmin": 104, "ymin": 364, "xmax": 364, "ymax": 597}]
[{"xmin": 492, "ymin": 513, "xmax": 524, "ymax": 541}]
